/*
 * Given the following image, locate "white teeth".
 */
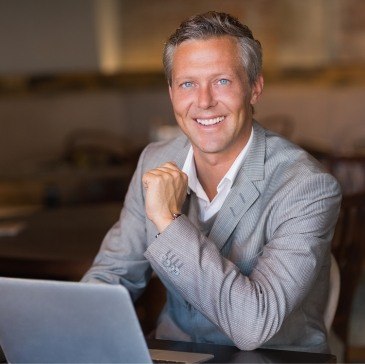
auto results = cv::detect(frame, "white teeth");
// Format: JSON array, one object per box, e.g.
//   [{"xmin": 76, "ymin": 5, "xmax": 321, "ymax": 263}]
[{"xmin": 196, "ymin": 116, "xmax": 225, "ymax": 126}]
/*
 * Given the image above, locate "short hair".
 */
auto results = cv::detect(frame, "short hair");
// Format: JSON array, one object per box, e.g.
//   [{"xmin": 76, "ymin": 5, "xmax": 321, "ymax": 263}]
[{"xmin": 163, "ymin": 11, "xmax": 262, "ymax": 87}]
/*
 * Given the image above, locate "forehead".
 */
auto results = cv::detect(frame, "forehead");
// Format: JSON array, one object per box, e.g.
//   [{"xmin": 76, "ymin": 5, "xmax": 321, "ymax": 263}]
[{"xmin": 171, "ymin": 36, "xmax": 243, "ymax": 76}]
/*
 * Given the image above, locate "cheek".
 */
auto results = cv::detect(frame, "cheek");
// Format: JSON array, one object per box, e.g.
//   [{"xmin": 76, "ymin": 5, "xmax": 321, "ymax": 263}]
[
  {"xmin": 219, "ymin": 85, "xmax": 247, "ymax": 108},
  {"xmin": 221, "ymin": 94, "xmax": 247, "ymax": 116},
  {"xmin": 172, "ymin": 93, "xmax": 194, "ymax": 117}
]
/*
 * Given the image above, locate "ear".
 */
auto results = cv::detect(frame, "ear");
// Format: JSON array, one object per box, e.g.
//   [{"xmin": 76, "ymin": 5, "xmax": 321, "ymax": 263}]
[
  {"xmin": 250, "ymin": 74, "xmax": 264, "ymax": 105},
  {"xmin": 168, "ymin": 84, "xmax": 173, "ymax": 101}
]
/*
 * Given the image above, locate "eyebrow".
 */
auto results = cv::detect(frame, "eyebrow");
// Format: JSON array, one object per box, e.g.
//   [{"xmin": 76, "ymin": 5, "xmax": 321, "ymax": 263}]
[{"xmin": 172, "ymin": 73, "xmax": 235, "ymax": 83}]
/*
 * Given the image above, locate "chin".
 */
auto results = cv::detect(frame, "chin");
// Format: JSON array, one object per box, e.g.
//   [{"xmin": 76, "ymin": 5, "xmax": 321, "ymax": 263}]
[{"xmin": 197, "ymin": 144, "xmax": 226, "ymax": 154}]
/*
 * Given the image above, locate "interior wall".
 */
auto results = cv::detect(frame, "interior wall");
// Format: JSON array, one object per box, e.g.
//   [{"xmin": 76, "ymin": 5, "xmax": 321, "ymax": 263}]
[
  {"xmin": 0, "ymin": 0, "xmax": 99, "ymax": 75},
  {"xmin": 119, "ymin": 0, "xmax": 365, "ymax": 71},
  {"xmin": 0, "ymin": 0, "xmax": 364, "ymax": 173},
  {"xmin": 257, "ymin": 85, "xmax": 365, "ymax": 152}
]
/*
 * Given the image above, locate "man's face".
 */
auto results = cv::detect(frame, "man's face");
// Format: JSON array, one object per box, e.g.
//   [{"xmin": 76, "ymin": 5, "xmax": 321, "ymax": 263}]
[{"xmin": 169, "ymin": 36, "xmax": 263, "ymax": 161}]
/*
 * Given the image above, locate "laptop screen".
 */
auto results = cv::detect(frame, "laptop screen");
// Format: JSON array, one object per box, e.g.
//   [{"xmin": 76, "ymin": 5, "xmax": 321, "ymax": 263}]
[{"xmin": 0, "ymin": 278, "xmax": 152, "ymax": 363}]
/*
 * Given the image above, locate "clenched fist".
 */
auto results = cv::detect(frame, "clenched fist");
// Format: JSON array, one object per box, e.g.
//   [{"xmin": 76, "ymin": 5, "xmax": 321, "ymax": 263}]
[{"xmin": 142, "ymin": 162, "xmax": 188, "ymax": 233}]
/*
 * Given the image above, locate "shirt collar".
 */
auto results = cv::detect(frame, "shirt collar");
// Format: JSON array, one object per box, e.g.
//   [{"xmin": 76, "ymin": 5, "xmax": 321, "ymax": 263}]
[{"xmin": 182, "ymin": 127, "xmax": 254, "ymax": 195}]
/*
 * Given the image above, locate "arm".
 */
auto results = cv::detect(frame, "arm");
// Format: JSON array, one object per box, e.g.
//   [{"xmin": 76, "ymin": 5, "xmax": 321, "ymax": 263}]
[
  {"xmin": 144, "ymin": 172, "xmax": 341, "ymax": 349},
  {"xmin": 81, "ymin": 147, "xmax": 152, "ymax": 301}
]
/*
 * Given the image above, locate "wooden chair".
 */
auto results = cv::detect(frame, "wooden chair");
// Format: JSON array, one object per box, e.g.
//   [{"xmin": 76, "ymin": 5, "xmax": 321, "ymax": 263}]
[
  {"xmin": 324, "ymin": 254, "xmax": 341, "ymax": 333},
  {"xmin": 304, "ymin": 148, "xmax": 365, "ymax": 196},
  {"xmin": 331, "ymin": 192, "xmax": 365, "ymax": 361}
]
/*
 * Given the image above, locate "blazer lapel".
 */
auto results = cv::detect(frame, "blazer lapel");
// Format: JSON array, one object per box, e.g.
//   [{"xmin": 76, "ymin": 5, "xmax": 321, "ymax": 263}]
[
  {"xmin": 173, "ymin": 136, "xmax": 191, "ymax": 169},
  {"xmin": 209, "ymin": 121, "xmax": 266, "ymax": 251},
  {"xmin": 209, "ymin": 179, "xmax": 259, "ymax": 250}
]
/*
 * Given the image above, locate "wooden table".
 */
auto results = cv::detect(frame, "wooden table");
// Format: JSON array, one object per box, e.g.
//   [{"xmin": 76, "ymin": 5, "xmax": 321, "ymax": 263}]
[
  {"xmin": 0, "ymin": 338, "xmax": 336, "ymax": 364},
  {"xmin": 0, "ymin": 203, "xmax": 121, "ymax": 280},
  {"xmin": 147, "ymin": 338, "xmax": 336, "ymax": 363},
  {"xmin": 0, "ymin": 204, "xmax": 338, "ymax": 363}
]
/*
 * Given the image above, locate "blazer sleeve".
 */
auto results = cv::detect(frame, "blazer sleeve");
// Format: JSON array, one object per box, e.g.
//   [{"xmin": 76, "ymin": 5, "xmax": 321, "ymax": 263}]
[
  {"xmin": 81, "ymin": 147, "xmax": 151, "ymax": 302},
  {"xmin": 144, "ymin": 172, "xmax": 342, "ymax": 350}
]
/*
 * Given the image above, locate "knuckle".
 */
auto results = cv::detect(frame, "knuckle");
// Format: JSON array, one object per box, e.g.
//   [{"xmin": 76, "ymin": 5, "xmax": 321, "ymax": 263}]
[{"xmin": 170, "ymin": 170, "xmax": 180, "ymax": 178}]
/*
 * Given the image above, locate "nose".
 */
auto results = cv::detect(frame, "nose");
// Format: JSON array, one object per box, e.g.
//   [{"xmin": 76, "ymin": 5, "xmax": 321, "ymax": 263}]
[{"xmin": 197, "ymin": 84, "xmax": 217, "ymax": 109}]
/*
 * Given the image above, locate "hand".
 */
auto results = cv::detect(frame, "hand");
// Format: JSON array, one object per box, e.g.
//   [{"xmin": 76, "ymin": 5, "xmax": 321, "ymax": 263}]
[{"xmin": 142, "ymin": 162, "xmax": 188, "ymax": 232}]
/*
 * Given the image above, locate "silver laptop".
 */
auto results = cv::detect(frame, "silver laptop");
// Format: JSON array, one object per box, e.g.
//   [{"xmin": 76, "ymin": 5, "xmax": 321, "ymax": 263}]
[{"xmin": 0, "ymin": 277, "xmax": 213, "ymax": 363}]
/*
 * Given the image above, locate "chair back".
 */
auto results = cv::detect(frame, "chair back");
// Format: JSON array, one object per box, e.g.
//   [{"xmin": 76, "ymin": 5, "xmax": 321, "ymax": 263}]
[
  {"xmin": 324, "ymin": 254, "xmax": 340, "ymax": 333},
  {"xmin": 331, "ymin": 192, "xmax": 365, "ymax": 358}
]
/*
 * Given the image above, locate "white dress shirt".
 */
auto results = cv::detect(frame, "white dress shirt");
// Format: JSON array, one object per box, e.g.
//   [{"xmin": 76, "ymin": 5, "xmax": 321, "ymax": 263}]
[{"xmin": 182, "ymin": 127, "xmax": 254, "ymax": 222}]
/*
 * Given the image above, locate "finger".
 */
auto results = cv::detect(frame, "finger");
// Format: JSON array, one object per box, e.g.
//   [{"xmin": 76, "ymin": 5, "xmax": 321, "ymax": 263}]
[
  {"xmin": 142, "ymin": 174, "xmax": 150, "ymax": 189},
  {"xmin": 143, "ymin": 165, "xmax": 186, "ymax": 186},
  {"xmin": 143, "ymin": 170, "xmax": 171, "ymax": 188},
  {"xmin": 161, "ymin": 162, "xmax": 180, "ymax": 170},
  {"xmin": 155, "ymin": 166, "xmax": 181, "ymax": 175},
  {"xmin": 145, "ymin": 166, "xmax": 180, "ymax": 179},
  {"xmin": 145, "ymin": 169, "xmax": 167, "ymax": 177},
  {"xmin": 156, "ymin": 169, "xmax": 187, "ymax": 184},
  {"xmin": 143, "ymin": 170, "xmax": 161, "ymax": 185}
]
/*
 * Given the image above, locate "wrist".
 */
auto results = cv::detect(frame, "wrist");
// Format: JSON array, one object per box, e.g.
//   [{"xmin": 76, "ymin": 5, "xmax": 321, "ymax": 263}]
[{"xmin": 155, "ymin": 212, "xmax": 182, "ymax": 234}]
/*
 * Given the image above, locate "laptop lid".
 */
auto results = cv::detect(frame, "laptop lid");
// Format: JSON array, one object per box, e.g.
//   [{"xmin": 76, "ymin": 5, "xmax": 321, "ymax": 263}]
[{"xmin": 0, "ymin": 277, "xmax": 152, "ymax": 363}]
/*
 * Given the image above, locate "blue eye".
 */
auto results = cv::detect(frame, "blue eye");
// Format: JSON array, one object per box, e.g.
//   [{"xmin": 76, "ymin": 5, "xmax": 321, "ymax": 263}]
[
  {"xmin": 181, "ymin": 81, "xmax": 193, "ymax": 88},
  {"xmin": 218, "ymin": 79, "xmax": 230, "ymax": 85}
]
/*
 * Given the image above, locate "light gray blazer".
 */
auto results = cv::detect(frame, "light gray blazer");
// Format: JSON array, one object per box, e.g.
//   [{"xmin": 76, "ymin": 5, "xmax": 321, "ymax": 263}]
[{"xmin": 82, "ymin": 121, "xmax": 341, "ymax": 353}]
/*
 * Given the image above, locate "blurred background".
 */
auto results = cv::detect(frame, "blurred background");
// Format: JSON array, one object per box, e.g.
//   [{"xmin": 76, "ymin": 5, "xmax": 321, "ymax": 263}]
[
  {"xmin": 0, "ymin": 0, "xmax": 364, "ymax": 203},
  {"xmin": 0, "ymin": 0, "xmax": 364, "ymax": 362}
]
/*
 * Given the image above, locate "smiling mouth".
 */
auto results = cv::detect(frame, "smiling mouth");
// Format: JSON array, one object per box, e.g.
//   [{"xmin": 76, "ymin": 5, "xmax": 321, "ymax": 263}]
[{"xmin": 195, "ymin": 116, "xmax": 225, "ymax": 126}]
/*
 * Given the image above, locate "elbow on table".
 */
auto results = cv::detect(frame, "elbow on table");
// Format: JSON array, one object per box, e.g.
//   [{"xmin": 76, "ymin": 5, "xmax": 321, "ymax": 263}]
[
  {"xmin": 233, "ymin": 336, "xmax": 266, "ymax": 351},
  {"xmin": 230, "ymin": 319, "xmax": 280, "ymax": 351}
]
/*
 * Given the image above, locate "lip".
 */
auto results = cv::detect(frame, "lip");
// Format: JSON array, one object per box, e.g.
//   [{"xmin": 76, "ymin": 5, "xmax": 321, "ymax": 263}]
[{"xmin": 193, "ymin": 115, "xmax": 226, "ymax": 126}]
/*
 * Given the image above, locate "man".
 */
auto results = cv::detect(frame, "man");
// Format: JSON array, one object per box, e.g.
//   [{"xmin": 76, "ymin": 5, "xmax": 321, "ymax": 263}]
[{"xmin": 82, "ymin": 11, "xmax": 341, "ymax": 353}]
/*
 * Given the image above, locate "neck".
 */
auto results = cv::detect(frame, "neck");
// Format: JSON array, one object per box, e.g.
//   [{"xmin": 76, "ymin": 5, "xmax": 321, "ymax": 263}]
[
  {"xmin": 191, "ymin": 125, "xmax": 253, "ymax": 201},
  {"xmin": 194, "ymin": 153, "xmax": 237, "ymax": 201}
]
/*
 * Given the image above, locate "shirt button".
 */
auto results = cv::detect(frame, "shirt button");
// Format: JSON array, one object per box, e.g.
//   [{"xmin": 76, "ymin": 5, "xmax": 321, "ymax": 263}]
[{"xmin": 173, "ymin": 267, "xmax": 180, "ymax": 276}]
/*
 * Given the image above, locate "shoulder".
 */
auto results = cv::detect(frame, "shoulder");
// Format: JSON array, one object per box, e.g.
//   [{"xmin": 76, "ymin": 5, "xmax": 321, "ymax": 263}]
[
  {"xmin": 138, "ymin": 134, "xmax": 190, "ymax": 172},
  {"xmin": 262, "ymin": 124, "xmax": 326, "ymax": 175},
  {"xmin": 254, "ymin": 122, "xmax": 340, "ymax": 193}
]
